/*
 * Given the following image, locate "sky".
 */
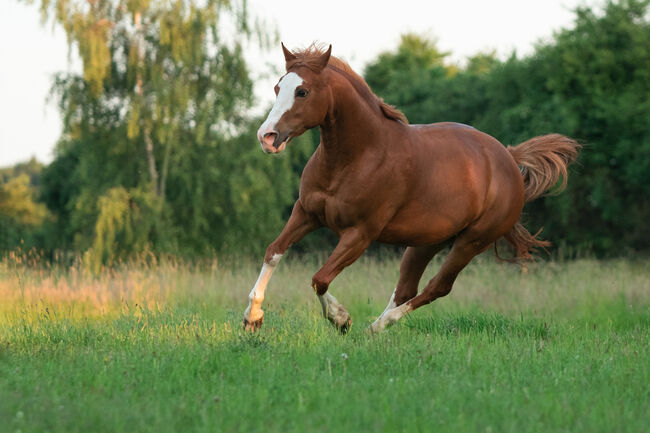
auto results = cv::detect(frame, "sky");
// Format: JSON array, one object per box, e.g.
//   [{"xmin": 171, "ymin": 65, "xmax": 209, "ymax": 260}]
[{"xmin": 0, "ymin": 0, "xmax": 593, "ymax": 167}]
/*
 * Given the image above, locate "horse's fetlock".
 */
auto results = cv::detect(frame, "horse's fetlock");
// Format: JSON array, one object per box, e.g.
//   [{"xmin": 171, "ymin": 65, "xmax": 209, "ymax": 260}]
[{"xmin": 311, "ymin": 276, "xmax": 329, "ymax": 295}]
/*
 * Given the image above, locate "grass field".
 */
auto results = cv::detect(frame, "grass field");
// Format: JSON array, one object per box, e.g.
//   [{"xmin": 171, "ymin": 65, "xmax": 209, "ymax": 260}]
[{"xmin": 1, "ymin": 253, "xmax": 649, "ymax": 432}]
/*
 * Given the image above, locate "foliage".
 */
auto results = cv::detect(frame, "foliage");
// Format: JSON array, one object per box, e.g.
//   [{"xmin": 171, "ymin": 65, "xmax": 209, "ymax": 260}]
[
  {"xmin": 0, "ymin": 165, "xmax": 49, "ymax": 250},
  {"xmin": 364, "ymin": 34, "xmax": 454, "ymax": 124},
  {"xmin": 0, "ymin": 157, "xmax": 44, "ymax": 186},
  {"xmin": 82, "ymin": 186, "xmax": 158, "ymax": 273},
  {"xmin": 21, "ymin": 0, "xmax": 307, "ymax": 262},
  {"xmin": 4, "ymin": 0, "xmax": 650, "ymax": 260},
  {"xmin": 0, "ymin": 175, "xmax": 47, "ymax": 227},
  {"xmin": 365, "ymin": 0, "xmax": 650, "ymax": 255}
]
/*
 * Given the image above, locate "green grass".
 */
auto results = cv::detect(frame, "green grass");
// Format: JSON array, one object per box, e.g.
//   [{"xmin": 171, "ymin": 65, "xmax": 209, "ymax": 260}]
[{"xmin": 1, "ymin": 255, "xmax": 648, "ymax": 432}]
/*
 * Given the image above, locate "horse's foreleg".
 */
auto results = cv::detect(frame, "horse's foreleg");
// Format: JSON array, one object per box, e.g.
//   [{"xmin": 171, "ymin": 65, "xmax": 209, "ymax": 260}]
[
  {"xmin": 243, "ymin": 202, "xmax": 318, "ymax": 331},
  {"xmin": 312, "ymin": 228, "xmax": 372, "ymax": 332}
]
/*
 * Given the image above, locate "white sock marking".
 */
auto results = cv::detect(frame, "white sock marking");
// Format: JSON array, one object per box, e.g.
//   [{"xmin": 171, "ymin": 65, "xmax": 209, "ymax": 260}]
[
  {"xmin": 268, "ymin": 253, "xmax": 283, "ymax": 266},
  {"xmin": 318, "ymin": 292, "xmax": 341, "ymax": 318},
  {"xmin": 318, "ymin": 292, "xmax": 350, "ymax": 327},
  {"xmin": 381, "ymin": 288, "xmax": 397, "ymax": 316},
  {"xmin": 243, "ymin": 254, "xmax": 283, "ymax": 323},
  {"xmin": 370, "ymin": 302, "xmax": 412, "ymax": 333}
]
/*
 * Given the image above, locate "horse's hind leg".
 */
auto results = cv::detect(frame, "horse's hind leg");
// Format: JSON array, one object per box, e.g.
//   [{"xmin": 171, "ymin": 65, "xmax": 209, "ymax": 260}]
[
  {"xmin": 369, "ymin": 236, "xmax": 491, "ymax": 333},
  {"xmin": 378, "ymin": 244, "xmax": 445, "ymax": 315},
  {"xmin": 396, "ymin": 244, "xmax": 447, "ymax": 305}
]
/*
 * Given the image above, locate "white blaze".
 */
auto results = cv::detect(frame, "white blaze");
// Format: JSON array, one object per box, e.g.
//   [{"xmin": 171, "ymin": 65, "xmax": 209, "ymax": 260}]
[{"xmin": 258, "ymin": 72, "xmax": 303, "ymax": 139}]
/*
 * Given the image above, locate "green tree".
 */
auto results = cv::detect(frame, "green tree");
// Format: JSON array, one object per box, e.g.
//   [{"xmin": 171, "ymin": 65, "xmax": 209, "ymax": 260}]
[
  {"xmin": 364, "ymin": 1, "xmax": 650, "ymax": 255},
  {"xmin": 0, "ymin": 174, "xmax": 49, "ymax": 250},
  {"xmin": 528, "ymin": 0, "xmax": 650, "ymax": 252},
  {"xmin": 0, "ymin": 157, "xmax": 44, "ymax": 186},
  {"xmin": 364, "ymin": 34, "xmax": 453, "ymax": 124},
  {"xmin": 26, "ymin": 0, "xmax": 305, "ymax": 261},
  {"xmin": 32, "ymin": 0, "xmax": 254, "ymax": 198}
]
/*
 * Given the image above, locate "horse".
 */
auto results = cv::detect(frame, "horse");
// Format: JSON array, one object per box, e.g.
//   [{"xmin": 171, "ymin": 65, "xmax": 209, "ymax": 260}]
[{"xmin": 243, "ymin": 43, "xmax": 580, "ymax": 333}]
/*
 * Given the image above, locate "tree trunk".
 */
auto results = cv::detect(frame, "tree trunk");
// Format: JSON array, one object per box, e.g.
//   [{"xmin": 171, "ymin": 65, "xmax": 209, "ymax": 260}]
[
  {"xmin": 134, "ymin": 11, "xmax": 160, "ymax": 198},
  {"xmin": 144, "ymin": 125, "xmax": 160, "ymax": 197},
  {"xmin": 159, "ymin": 140, "xmax": 171, "ymax": 202}
]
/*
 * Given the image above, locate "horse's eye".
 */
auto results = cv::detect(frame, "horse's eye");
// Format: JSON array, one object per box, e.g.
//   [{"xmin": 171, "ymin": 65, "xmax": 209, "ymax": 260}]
[{"xmin": 296, "ymin": 89, "xmax": 308, "ymax": 98}]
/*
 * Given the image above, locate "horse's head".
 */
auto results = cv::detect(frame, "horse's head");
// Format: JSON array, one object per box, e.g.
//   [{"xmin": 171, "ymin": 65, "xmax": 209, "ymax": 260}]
[{"xmin": 257, "ymin": 43, "xmax": 332, "ymax": 154}]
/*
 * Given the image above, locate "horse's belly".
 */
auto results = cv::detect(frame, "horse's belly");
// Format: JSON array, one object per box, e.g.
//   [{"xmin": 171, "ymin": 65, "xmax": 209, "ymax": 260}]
[{"xmin": 377, "ymin": 212, "xmax": 466, "ymax": 246}]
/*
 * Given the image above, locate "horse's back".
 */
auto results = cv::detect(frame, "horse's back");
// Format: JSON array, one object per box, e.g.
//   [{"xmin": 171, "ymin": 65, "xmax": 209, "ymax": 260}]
[
  {"xmin": 409, "ymin": 122, "xmax": 520, "ymax": 179},
  {"xmin": 410, "ymin": 120, "xmax": 523, "ymax": 198},
  {"xmin": 410, "ymin": 121, "xmax": 476, "ymax": 131}
]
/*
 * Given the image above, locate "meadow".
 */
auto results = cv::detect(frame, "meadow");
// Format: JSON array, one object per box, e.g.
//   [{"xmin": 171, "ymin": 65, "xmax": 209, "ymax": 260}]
[{"xmin": 0, "ymin": 251, "xmax": 648, "ymax": 433}]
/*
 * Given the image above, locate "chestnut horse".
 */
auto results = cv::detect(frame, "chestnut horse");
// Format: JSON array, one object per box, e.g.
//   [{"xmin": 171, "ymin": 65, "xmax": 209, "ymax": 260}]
[{"xmin": 243, "ymin": 43, "xmax": 580, "ymax": 333}]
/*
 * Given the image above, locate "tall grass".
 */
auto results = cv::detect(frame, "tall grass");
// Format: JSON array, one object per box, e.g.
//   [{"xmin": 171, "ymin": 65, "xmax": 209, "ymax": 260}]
[
  {"xmin": 1, "ymin": 252, "xmax": 648, "ymax": 432},
  {"xmin": 2, "ymin": 251, "xmax": 648, "ymax": 324}
]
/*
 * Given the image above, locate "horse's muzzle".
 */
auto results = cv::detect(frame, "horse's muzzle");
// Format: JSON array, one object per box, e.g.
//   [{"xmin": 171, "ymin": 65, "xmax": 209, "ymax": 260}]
[{"xmin": 260, "ymin": 131, "xmax": 289, "ymax": 154}]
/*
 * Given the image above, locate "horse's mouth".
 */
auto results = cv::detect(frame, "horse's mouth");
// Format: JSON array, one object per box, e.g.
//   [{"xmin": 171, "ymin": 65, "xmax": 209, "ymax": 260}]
[
  {"xmin": 273, "ymin": 131, "xmax": 291, "ymax": 148},
  {"xmin": 264, "ymin": 134, "xmax": 292, "ymax": 154},
  {"xmin": 268, "ymin": 141, "xmax": 287, "ymax": 153}
]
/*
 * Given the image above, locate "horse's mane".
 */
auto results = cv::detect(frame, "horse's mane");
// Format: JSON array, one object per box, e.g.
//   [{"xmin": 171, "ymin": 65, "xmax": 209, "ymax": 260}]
[{"xmin": 286, "ymin": 44, "xmax": 409, "ymax": 124}]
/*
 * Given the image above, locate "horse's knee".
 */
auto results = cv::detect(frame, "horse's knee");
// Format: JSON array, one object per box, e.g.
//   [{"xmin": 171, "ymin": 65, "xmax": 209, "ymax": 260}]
[{"xmin": 264, "ymin": 244, "xmax": 283, "ymax": 265}]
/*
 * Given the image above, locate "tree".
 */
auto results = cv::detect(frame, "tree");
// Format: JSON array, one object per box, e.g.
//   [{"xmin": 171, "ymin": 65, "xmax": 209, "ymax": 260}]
[
  {"xmin": 27, "ymin": 0, "xmax": 307, "ymax": 261},
  {"xmin": 14, "ymin": 0, "xmax": 650, "ymax": 259},
  {"xmin": 0, "ymin": 174, "xmax": 48, "ymax": 251},
  {"xmin": 364, "ymin": 34, "xmax": 453, "ymax": 124},
  {"xmin": 364, "ymin": 1, "xmax": 650, "ymax": 255},
  {"xmin": 32, "ymin": 0, "xmax": 254, "ymax": 198},
  {"xmin": 526, "ymin": 0, "xmax": 650, "ymax": 253}
]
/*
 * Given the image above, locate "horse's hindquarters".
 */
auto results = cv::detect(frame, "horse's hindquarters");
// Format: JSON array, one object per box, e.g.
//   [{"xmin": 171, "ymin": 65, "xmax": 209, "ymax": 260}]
[{"xmin": 376, "ymin": 125, "xmax": 524, "ymax": 247}]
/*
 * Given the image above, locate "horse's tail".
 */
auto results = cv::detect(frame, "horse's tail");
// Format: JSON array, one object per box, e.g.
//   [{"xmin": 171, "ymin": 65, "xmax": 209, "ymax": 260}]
[
  {"xmin": 507, "ymin": 134, "xmax": 580, "ymax": 202},
  {"xmin": 499, "ymin": 134, "xmax": 581, "ymax": 261}
]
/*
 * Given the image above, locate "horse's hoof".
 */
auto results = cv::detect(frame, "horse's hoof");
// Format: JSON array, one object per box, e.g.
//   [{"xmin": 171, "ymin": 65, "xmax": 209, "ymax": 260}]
[
  {"xmin": 367, "ymin": 320, "xmax": 385, "ymax": 334},
  {"xmin": 329, "ymin": 309, "xmax": 352, "ymax": 334},
  {"xmin": 367, "ymin": 324, "xmax": 379, "ymax": 334},
  {"xmin": 243, "ymin": 316, "xmax": 263, "ymax": 332},
  {"xmin": 338, "ymin": 316, "xmax": 352, "ymax": 334}
]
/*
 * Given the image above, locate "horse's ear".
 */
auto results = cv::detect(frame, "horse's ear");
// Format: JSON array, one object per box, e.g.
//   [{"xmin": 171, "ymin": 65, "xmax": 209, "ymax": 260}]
[
  {"xmin": 282, "ymin": 42, "xmax": 297, "ymax": 63},
  {"xmin": 314, "ymin": 44, "xmax": 332, "ymax": 72}
]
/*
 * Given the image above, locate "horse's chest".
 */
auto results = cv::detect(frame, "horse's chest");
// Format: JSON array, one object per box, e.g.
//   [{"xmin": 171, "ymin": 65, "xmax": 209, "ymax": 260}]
[{"xmin": 301, "ymin": 191, "xmax": 360, "ymax": 230}]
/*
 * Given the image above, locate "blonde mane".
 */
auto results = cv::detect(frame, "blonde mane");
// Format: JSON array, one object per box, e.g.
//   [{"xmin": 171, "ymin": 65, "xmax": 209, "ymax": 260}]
[{"xmin": 286, "ymin": 44, "xmax": 409, "ymax": 124}]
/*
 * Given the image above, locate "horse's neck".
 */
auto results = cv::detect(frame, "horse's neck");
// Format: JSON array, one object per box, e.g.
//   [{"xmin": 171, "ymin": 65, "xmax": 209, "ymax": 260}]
[{"xmin": 318, "ymin": 82, "xmax": 387, "ymax": 167}]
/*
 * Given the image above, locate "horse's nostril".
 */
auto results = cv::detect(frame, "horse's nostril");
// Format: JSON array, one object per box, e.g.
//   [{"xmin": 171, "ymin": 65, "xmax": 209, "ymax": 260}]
[{"xmin": 262, "ymin": 132, "xmax": 278, "ymax": 147}]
